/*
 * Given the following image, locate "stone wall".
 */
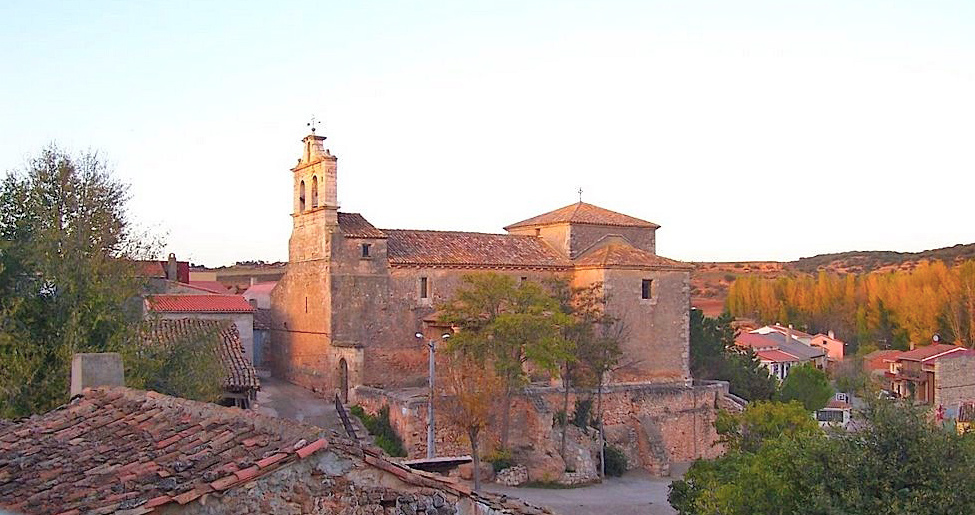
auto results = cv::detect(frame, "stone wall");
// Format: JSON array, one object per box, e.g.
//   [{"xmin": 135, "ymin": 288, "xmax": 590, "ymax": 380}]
[
  {"xmin": 935, "ymin": 352, "xmax": 975, "ymax": 411},
  {"xmin": 159, "ymin": 439, "xmax": 548, "ymax": 515},
  {"xmin": 356, "ymin": 381, "xmax": 727, "ymax": 480}
]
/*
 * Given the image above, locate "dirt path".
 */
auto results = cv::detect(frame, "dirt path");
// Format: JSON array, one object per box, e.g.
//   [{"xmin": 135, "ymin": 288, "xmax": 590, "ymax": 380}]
[{"xmin": 255, "ymin": 376, "xmax": 349, "ymax": 435}]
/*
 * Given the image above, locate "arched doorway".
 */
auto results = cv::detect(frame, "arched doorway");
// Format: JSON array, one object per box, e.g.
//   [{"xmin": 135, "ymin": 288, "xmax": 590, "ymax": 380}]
[{"xmin": 338, "ymin": 358, "xmax": 349, "ymax": 404}]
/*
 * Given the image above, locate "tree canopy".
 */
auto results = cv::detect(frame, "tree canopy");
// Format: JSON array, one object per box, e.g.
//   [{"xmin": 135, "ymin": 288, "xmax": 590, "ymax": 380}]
[
  {"xmin": 670, "ymin": 400, "xmax": 975, "ymax": 515},
  {"xmin": 689, "ymin": 309, "xmax": 777, "ymax": 401},
  {"xmin": 777, "ymin": 363, "xmax": 833, "ymax": 412}
]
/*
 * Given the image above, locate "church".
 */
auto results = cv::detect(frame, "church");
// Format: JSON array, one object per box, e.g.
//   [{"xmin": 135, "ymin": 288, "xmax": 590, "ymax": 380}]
[{"xmin": 269, "ymin": 129, "xmax": 694, "ymax": 402}]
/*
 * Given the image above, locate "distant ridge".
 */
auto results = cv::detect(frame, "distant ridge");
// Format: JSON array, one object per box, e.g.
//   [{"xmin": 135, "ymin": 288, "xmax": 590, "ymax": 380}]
[{"xmin": 691, "ymin": 242, "xmax": 975, "ymax": 316}]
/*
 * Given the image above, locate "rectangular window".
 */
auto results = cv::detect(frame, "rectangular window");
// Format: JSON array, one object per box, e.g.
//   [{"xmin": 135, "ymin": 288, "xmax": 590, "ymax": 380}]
[
  {"xmin": 641, "ymin": 279, "xmax": 652, "ymax": 299},
  {"xmin": 361, "ymin": 243, "xmax": 371, "ymax": 258},
  {"xmin": 420, "ymin": 277, "xmax": 428, "ymax": 299}
]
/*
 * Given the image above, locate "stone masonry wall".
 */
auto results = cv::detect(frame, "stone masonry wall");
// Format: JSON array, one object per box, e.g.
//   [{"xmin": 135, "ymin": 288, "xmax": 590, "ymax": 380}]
[
  {"xmin": 356, "ymin": 381, "xmax": 727, "ymax": 479},
  {"xmin": 935, "ymin": 353, "xmax": 975, "ymax": 411}
]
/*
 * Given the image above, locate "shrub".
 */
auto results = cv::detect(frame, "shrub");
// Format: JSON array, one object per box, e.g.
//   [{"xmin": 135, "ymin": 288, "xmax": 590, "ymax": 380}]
[
  {"xmin": 484, "ymin": 448, "xmax": 513, "ymax": 472},
  {"xmin": 603, "ymin": 444, "xmax": 627, "ymax": 477},
  {"xmin": 571, "ymin": 398, "xmax": 593, "ymax": 429},
  {"xmin": 554, "ymin": 409, "xmax": 567, "ymax": 427},
  {"xmin": 350, "ymin": 405, "xmax": 406, "ymax": 457}
]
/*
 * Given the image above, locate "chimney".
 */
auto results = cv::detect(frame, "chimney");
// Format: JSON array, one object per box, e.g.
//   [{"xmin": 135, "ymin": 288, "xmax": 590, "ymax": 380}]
[
  {"xmin": 250, "ymin": 276, "xmax": 257, "ymax": 286},
  {"xmin": 167, "ymin": 253, "xmax": 178, "ymax": 281},
  {"xmin": 71, "ymin": 353, "xmax": 124, "ymax": 397},
  {"xmin": 828, "ymin": 330, "xmax": 835, "ymax": 340},
  {"xmin": 787, "ymin": 325, "xmax": 794, "ymax": 342}
]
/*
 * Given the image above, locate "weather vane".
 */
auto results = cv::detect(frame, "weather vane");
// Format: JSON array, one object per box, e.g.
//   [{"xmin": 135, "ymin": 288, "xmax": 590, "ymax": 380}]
[
  {"xmin": 307, "ymin": 115, "xmax": 321, "ymax": 134},
  {"xmin": 578, "ymin": 187, "xmax": 583, "ymax": 202}
]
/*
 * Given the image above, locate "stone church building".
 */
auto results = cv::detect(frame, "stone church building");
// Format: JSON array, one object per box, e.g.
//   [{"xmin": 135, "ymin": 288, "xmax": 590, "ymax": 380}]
[{"xmin": 270, "ymin": 130, "xmax": 694, "ymax": 403}]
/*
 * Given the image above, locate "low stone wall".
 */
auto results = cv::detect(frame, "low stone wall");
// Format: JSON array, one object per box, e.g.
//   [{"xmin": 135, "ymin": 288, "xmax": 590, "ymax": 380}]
[{"xmin": 355, "ymin": 380, "xmax": 729, "ymax": 480}]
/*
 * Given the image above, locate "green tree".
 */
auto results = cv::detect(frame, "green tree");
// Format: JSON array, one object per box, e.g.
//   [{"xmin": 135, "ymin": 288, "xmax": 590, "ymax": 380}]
[
  {"xmin": 126, "ymin": 319, "xmax": 227, "ymax": 403},
  {"xmin": 440, "ymin": 273, "xmax": 571, "ymax": 448},
  {"xmin": 689, "ymin": 309, "xmax": 776, "ymax": 401},
  {"xmin": 715, "ymin": 400, "xmax": 820, "ymax": 453},
  {"xmin": 0, "ymin": 145, "xmax": 156, "ymax": 417},
  {"xmin": 778, "ymin": 364, "xmax": 833, "ymax": 411},
  {"xmin": 670, "ymin": 399, "xmax": 975, "ymax": 515}
]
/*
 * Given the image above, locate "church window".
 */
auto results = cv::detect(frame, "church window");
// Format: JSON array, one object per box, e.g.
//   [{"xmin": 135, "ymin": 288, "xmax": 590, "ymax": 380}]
[
  {"xmin": 420, "ymin": 277, "xmax": 428, "ymax": 299},
  {"xmin": 299, "ymin": 180, "xmax": 306, "ymax": 212},
  {"xmin": 361, "ymin": 243, "xmax": 371, "ymax": 258},
  {"xmin": 641, "ymin": 279, "xmax": 652, "ymax": 299},
  {"xmin": 311, "ymin": 176, "xmax": 319, "ymax": 208}
]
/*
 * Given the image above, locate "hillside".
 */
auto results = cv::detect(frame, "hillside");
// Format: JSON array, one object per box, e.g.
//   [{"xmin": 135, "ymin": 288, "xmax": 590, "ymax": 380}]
[{"xmin": 691, "ymin": 242, "xmax": 975, "ymax": 316}]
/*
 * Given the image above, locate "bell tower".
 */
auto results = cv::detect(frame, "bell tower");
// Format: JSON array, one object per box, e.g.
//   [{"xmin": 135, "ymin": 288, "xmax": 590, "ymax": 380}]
[{"xmin": 289, "ymin": 121, "xmax": 338, "ymax": 263}]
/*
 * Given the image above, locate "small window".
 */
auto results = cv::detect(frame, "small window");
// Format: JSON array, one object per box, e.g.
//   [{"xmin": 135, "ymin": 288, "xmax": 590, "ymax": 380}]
[
  {"xmin": 361, "ymin": 243, "xmax": 371, "ymax": 258},
  {"xmin": 641, "ymin": 279, "xmax": 652, "ymax": 299},
  {"xmin": 420, "ymin": 277, "xmax": 428, "ymax": 299},
  {"xmin": 520, "ymin": 276, "xmax": 528, "ymax": 283}
]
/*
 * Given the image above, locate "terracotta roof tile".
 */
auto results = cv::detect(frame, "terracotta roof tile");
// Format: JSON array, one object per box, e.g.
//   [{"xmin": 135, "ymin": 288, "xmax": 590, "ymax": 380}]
[
  {"xmin": 505, "ymin": 201, "xmax": 659, "ymax": 230},
  {"xmin": 756, "ymin": 349, "xmax": 802, "ymax": 363},
  {"xmin": 145, "ymin": 295, "xmax": 255, "ymax": 313},
  {"xmin": 897, "ymin": 344, "xmax": 965, "ymax": 362},
  {"xmin": 384, "ymin": 230, "xmax": 572, "ymax": 269},
  {"xmin": 574, "ymin": 244, "xmax": 693, "ymax": 270},
  {"xmin": 140, "ymin": 319, "xmax": 259, "ymax": 393},
  {"xmin": 185, "ymin": 281, "xmax": 230, "ymax": 294},
  {"xmin": 0, "ymin": 387, "xmax": 346, "ymax": 515},
  {"xmin": 338, "ymin": 212, "xmax": 387, "ymax": 238}
]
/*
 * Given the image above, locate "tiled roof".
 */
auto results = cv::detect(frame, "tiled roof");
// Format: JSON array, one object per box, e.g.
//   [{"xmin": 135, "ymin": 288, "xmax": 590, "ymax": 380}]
[
  {"xmin": 736, "ymin": 332, "xmax": 778, "ymax": 349},
  {"xmin": 338, "ymin": 212, "xmax": 387, "ymax": 239},
  {"xmin": 384, "ymin": 230, "xmax": 572, "ymax": 269},
  {"xmin": 897, "ymin": 344, "xmax": 965, "ymax": 362},
  {"xmin": 505, "ymin": 202, "xmax": 659, "ymax": 230},
  {"xmin": 756, "ymin": 349, "xmax": 802, "ymax": 363},
  {"xmin": 0, "ymin": 387, "xmax": 334, "ymax": 515},
  {"xmin": 146, "ymin": 295, "xmax": 255, "ymax": 313},
  {"xmin": 0, "ymin": 388, "xmax": 555, "ymax": 515},
  {"xmin": 141, "ymin": 319, "xmax": 260, "ymax": 393},
  {"xmin": 864, "ymin": 350, "xmax": 903, "ymax": 371},
  {"xmin": 764, "ymin": 333, "xmax": 826, "ymax": 360},
  {"xmin": 185, "ymin": 281, "xmax": 230, "ymax": 294},
  {"xmin": 574, "ymin": 244, "xmax": 693, "ymax": 270},
  {"xmin": 243, "ymin": 281, "xmax": 277, "ymax": 296}
]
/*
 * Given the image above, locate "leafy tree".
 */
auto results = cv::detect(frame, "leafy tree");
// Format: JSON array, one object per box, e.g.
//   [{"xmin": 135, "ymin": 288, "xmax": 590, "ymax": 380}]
[
  {"xmin": 670, "ymin": 399, "xmax": 975, "ymax": 515},
  {"xmin": 778, "ymin": 364, "xmax": 833, "ymax": 411},
  {"xmin": 0, "ymin": 145, "xmax": 156, "ymax": 417},
  {"xmin": 440, "ymin": 273, "xmax": 571, "ymax": 448},
  {"xmin": 126, "ymin": 319, "xmax": 226, "ymax": 403},
  {"xmin": 439, "ymin": 350, "xmax": 504, "ymax": 491},
  {"xmin": 546, "ymin": 279, "xmax": 624, "ymax": 463},
  {"xmin": 689, "ymin": 309, "xmax": 776, "ymax": 401},
  {"xmin": 715, "ymin": 400, "xmax": 820, "ymax": 453}
]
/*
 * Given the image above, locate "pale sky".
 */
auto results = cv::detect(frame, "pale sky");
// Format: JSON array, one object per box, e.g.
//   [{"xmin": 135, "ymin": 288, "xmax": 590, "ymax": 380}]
[{"xmin": 1, "ymin": 1, "xmax": 973, "ymax": 266}]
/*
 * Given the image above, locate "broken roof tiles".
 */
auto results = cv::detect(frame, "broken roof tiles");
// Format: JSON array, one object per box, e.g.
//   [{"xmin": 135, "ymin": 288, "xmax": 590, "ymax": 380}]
[
  {"xmin": 140, "ymin": 319, "xmax": 259, "ymax": 393},
  {"xmin": 0, "ymin": 387, "xmax": 333, "ymax": 515}
]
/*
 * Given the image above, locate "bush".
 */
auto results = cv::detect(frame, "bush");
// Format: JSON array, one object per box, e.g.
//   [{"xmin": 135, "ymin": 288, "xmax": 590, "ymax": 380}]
[
  {"xmin": 484, "ymin": 448, "xmax": 513, "ymax": 472},
  {"xmin": 350, "ymin": 405, "xmax": 406, "ymax": 457},
  {"xmin": 571, "ymin": 398, "xmax": 593, "ymax": 429},
  {"xmin": 603, "ymin": 444, "xmax": 627, "ymax": 477},
  {"xmin": 554, "ymin": 409, "xmax": 567, "ymax": 427}
]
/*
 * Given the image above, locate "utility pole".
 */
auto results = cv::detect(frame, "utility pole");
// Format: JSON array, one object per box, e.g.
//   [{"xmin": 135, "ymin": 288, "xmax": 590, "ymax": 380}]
[{"xmin": 416, "ymin": 332, "xmax": 450, "ymax": 459}]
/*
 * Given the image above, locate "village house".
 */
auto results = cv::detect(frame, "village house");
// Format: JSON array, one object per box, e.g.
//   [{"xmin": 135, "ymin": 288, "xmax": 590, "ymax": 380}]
[
  {"xmin": 140, "ymin": 318, "xmax": 261, "ymax": 408},
  {"xmin": 0, "ymin": 354, "xmax": 551, "ymax": 515},
  {"xmin": 145, "ymin": 294, "xmax": 256, "ymax": 365},
  {"xmin": 735, "ymin": 331, "xmax": 827, "ymax": 380},
  {"xmin": 885, "ymin": 343, "xmax": 967, "ymax": 403}
]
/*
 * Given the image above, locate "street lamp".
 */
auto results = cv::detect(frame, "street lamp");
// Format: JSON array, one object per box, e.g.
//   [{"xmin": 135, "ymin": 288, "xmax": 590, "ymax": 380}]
[{"xmin": 416, "ymin": 332, "xmax": 450, "ymax": 459}]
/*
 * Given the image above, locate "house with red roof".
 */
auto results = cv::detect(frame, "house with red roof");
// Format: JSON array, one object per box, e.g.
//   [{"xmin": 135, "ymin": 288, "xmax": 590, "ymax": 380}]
[
  {"xmin": 145, "ymin": 294, "xmax": 256, "ymax": 366},
  {"xmin": 736, "ymin": 331, "xmax": 827, "ymax": 381},
  {"xmin": 885, "ymin": 343, "xmax": 968, "ymax": 403}
]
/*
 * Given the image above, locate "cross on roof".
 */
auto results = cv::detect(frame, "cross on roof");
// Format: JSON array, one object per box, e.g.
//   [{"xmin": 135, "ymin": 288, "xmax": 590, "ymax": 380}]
[
  {"xmin": 307, "ymin": 115, "xmax": 321, "ymax": 134},
  {"xmin": 578, "ymin": 187, "xmax": 583, "ymax": 202}
]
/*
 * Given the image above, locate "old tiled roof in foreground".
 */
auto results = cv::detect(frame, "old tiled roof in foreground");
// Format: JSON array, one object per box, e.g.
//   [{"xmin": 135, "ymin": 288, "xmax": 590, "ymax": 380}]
[
  {"xmin": 0, "ymin": 387, "xmax": 556, "ymax": 515},
  {"xmin": 0, "ymin": 387, "xmax": 333, "ymax": 515},
  {"xmin": 338, "ymin": 212, "xmax": 387, "ymax": 238},
  {"xmin": 141, "ymin": 319, "xmax": 259, "ymax": 393},
  {"xmin": 573, "ymin": 244, "xmax": 693, "ymax": 270},
  {"xmin": 505, "ymin": 202, "xmax": 660, "ymax": 230},
  {"xmin": 385, "ymin": 230, "xmax": 572, "ymax": 269}
]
